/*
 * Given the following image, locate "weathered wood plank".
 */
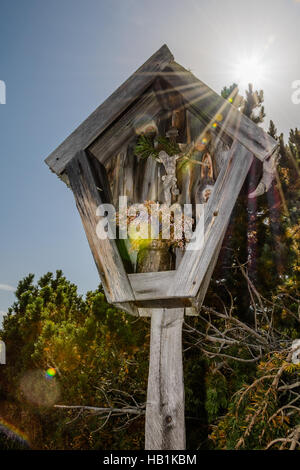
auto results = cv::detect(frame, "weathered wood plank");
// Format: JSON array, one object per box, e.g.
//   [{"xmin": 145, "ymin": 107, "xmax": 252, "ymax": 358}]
[
  {"xmin": 171, "ymin": 141, "xmax": 254, "ymax": 298},
  {"xmin": 145, "ymin": 308, "xmax": 185, "ymax": 450},
  {"xmin": 66, "ymin": 150, "xmax": 135, "ymax": 304},
  {"xmin": 160, "ymin": 62, "xmax": 278, "ymax": 161},
  {"xmin": 89, "ymin": 91, "xmax": 162, "ymax": 164},
  {"xmin": 128, "ymin": 271, "xmax": 192, "ymax": 308},
  {"xmin": 128, "ymin": 271, "xmax": 175, "ymax": 300},
  {"xmin": 45, "ymin": 45, "xmax": 174, "ymax": 175}
]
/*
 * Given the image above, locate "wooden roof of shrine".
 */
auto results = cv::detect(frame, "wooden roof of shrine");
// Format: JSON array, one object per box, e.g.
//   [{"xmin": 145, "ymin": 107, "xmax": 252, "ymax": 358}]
[{"xmin": 45, "ymin": 44, "xmax": 278, "ymax": 178}]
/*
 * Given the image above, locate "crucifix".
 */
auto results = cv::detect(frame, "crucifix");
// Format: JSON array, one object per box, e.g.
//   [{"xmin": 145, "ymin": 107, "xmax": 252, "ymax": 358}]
[{"xmin": 157, "ymin": 149, "xmax": 180, "ymax": 206}]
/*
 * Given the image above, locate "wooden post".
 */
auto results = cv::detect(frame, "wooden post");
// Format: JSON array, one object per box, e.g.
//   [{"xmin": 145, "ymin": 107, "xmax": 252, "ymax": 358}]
[
  {"xmin": 145, "ymin": 308, "xmax": 185, "ymax": 450},
  {"xmin": 135, "ymin": 223, "xmax": 185, "ymax": 449}
]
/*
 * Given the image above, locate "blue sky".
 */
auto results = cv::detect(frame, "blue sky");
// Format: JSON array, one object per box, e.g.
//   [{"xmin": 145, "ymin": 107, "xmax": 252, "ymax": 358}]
[{"xmin": 0, "ymin": 0, "xmax": 299, "ymax": 322}]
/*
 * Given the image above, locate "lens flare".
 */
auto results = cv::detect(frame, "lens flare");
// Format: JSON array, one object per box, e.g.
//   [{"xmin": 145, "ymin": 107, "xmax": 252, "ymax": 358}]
[
  {"xmin": 0, "ymin": 418, "xmax": 29, "ymax": 448},
  {"xmin": 46, "ymin": 367, "xmax": 56, "ymax": 379},
  {"xmin": 234, "ymin": 55, "xmax": 266, "ymax": 89},
  {"xmin": 20, "ymin": 369, "xmax": 60, "ymax": 407},
  {"xmin": 195, "ymin": 133, "xmax": 211, "ymax": 151}
]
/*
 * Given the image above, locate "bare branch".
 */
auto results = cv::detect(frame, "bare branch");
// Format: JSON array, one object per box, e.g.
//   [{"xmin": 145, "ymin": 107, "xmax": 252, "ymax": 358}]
[{"xmin": 54, "ymin": 404, "xmax": 145, "ymax": 416}]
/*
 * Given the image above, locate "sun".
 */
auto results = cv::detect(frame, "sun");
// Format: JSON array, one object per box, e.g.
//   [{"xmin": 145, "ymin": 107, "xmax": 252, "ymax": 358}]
[{"xmin": 234, "ymin": 56, "xmax": 266, "ymax": 90}]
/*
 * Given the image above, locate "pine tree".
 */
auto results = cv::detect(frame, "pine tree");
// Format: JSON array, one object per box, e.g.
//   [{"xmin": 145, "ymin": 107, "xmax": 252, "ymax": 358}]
[
  {"xmin": 0, "ymin": 271, "xmax": 149, "ymax": 450},
  {"xmin": 268, "ymin": 120, "xmax": 277, "ymax": 139}
]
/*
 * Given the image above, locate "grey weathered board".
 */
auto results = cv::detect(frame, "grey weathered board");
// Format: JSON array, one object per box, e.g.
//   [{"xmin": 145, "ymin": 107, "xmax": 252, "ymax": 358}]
[{"xmin": 145, "ymin": 308, "xmax": 185, "ymax": 449}]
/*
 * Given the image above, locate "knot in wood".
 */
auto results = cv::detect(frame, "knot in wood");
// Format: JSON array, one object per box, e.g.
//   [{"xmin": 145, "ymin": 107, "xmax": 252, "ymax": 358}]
[{"xmin": 165, "ymin": 415, "xmax": 172, "ymax": 425}]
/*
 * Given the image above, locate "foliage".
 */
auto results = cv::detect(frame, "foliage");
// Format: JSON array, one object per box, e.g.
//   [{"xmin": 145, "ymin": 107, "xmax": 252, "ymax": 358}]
[
  {"xmin": 0, "ymin": 271, "xmax": 149, "ymax": 449},
  {"xmin": 209, "ymin": 351, "xmax": 300, "ymax": 450},
  {"xmin": 134, "ymin": 135, "xmax": 180, "ymax": 159},
  {"xmin": 186, "ymin": 82, "xmax": 300, "ymax": 450}
]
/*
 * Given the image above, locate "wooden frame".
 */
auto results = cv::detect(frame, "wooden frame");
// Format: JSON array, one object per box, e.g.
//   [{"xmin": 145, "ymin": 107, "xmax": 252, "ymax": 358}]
[{"xmin": 46, "ymin": 44, "xmax": 278, "ymax": 314}]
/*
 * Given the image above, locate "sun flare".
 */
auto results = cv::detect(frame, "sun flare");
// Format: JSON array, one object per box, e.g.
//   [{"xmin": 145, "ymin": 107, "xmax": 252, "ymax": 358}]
[{"xmin": 234, "ymin": 56, "xmax": 266, "ymax": 90}]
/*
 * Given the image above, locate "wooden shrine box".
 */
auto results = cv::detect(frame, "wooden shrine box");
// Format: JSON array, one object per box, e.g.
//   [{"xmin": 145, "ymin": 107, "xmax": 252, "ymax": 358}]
[{"xmin": 45, "ymin": 44, "xmax": 278, "ymax": 317}]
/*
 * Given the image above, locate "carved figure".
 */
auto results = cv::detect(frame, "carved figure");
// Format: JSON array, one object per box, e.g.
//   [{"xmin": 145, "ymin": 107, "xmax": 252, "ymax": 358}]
[{"xmin": 156, "ymin": 150, "xmax": 180, "ymax": 206}]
